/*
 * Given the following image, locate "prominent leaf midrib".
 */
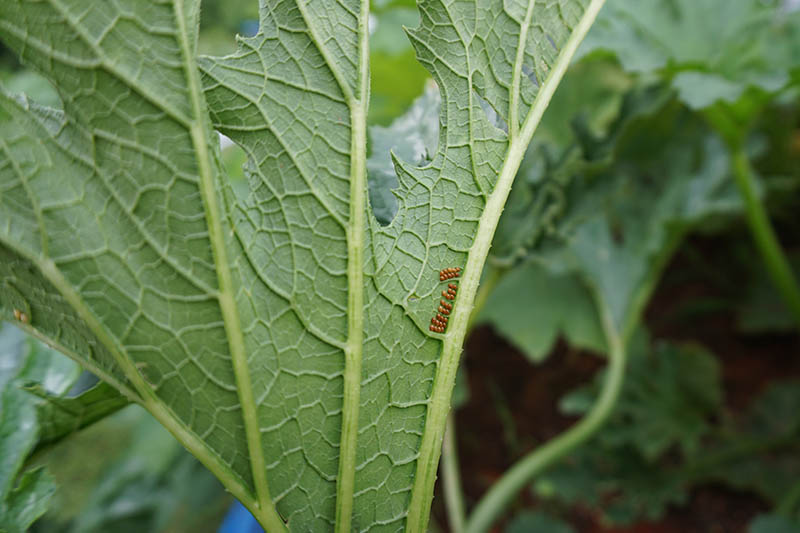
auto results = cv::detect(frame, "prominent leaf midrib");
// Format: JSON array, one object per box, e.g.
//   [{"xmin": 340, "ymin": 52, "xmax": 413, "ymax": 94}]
[
  {"xmin": 335, "ymin": 0, "xmax": 371, "ymax": 530},
  {"xmin": 1, "ymin": 2, "xmax": 283, "ymax": 526},
  {"xmin": 171, "ymin": 1, "xmax": 285, "ymax": 531},
  {"xmin": 406, "ymin": 1, "xmax": 609, "ymax": 531}
]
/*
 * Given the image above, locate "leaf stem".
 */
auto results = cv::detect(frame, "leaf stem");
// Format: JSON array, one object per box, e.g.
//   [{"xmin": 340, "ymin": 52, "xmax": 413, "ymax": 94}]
[
  {"xmin": 705, "ymin": 107, "xmax": 800, "ymax": 328},
  {"xmin": 405, "ymin": 1, "xmax": 608, "ymax": 530},
  {"xmin": 463, "ymin": 298, "xmax": 626, "ymax": 533},
  {"xmin": 334, "ymin": 1, "xmax": 371, "ymax": 530},
  {"xmin": 440, "ymin": 267, "xmax": 505, "ymax": 533},
  {"xmin": 730, "ymin": 145, "xmax": 800, "ymax": 327},
  {"xmin": 173, "ymin": 2, "xmax": 285, "ymax": 530},
  {"xmin": 442, "ymin": 414, "xmax": 467, "ymax": 533}
]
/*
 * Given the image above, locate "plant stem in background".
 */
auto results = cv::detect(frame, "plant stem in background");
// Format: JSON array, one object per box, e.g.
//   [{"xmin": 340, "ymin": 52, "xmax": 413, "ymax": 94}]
[
  {"xmin": 705, "ymin": 106, "xmax": 800, "ymax": 329},
  {"xmin": 463, "ymin": 299, "xmax": 627, "ymax": 533},
  {"xmin": 467, "ymin": 265, "xmax": 505, "ymax": 331},
  {"xmin": 730, "ymin": 146, "xmax": 800, "ymax": 327},
  {"xmin": 442, "ymin": 415, "xmax": 467, "ymax": 533}
]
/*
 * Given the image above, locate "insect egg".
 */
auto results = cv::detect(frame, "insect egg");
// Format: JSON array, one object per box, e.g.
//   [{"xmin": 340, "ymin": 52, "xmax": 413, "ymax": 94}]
[{"xmin": 448, "ymin": 283, "xmax": 458, "ymax": 290}]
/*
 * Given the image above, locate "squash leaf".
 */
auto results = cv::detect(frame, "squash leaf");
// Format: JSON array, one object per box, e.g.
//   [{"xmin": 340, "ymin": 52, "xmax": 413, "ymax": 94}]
[{"xmin": 0, "ymin": 0, "xmax": 605, "ymax": 530}]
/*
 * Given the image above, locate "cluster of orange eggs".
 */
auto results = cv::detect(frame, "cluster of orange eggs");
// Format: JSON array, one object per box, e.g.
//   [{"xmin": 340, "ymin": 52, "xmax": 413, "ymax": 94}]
[
  {"xmin": 439, "ymin": 267, "xmax": 461, "ymax": 281},
  {"xmin": 430, "ymin": 269, "xmax": 460, "ymax": 333}
]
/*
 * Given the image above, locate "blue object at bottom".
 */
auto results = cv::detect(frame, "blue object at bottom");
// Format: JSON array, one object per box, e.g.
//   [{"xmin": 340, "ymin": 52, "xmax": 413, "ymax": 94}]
[{"xmin": 219, "ymin": 501, "xmax": 264, "ymax": 533}]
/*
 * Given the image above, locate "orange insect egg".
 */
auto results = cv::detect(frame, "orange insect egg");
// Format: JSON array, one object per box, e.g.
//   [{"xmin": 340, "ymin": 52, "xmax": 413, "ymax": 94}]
[
  {"xmin": 438, "ymin": 306, "xmax": 449, "ymax": 315},
  {"xmin": 448, "ymin": 283, "xmax": 458, "ymax": 290}
]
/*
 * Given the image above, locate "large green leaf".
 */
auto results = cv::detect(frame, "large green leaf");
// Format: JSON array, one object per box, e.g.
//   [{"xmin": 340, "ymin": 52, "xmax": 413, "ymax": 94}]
[
  {"xmin": 477, "ymin": 263, "xmax": 604, "ymax": 361},
  {"xmin": 580, "ymin": 0, "xmax": 800, "ymax": 109},
  {"xmin": 536, "ymin": 103, "xmax": 744, "ymax": 338},
  {"xmin": 0, "ymin": 1, "xmax": 606, "ymax": 530}
]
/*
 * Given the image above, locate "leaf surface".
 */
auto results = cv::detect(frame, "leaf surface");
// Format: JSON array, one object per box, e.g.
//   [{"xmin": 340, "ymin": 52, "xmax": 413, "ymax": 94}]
[
  {"xmin": 0, "ymin": 0, "xmax": 605, "ymax": 530},
  {"xmin": 580, "ymin": 0, "xmax": 800, "ymax": 108}
]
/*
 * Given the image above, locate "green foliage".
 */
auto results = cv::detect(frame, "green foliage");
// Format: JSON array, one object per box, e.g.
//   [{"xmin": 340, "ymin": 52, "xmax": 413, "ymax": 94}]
[
  {"xmin": 30, "ymin": 406, "xmax": 228, "ymax": 533},
  {"xmin": 505, "ymin": 511, "xmax": 575, "ymax": 533},
  {"xmin": 477, "ymin": 264, "xmax": 604, "ymax": 361},
  {"xmin": 479, "ymin": 76, "xmax": 747, "ymax": 361},
  {"xmin": 0, "ymin": 324, "xmax": 63, "ymax": 532},
  {"xmin": 367, "ymin": 84, "xmax": 439, "ymax": 225},
  {"xmin": 0, "ymin": 0, "xmax": 603, "ymax": 530},
  {"xmin": 580, "ymin": 0, "xmax": 800, "ymax": 109},
  {"xmin": 561, "ymin": 332, "xmax": 722, "ymax": 460},
  {"xmin": 368, "ymin": 0, "xmax": 430, "ymax": 125},
  {"xmin": 537, "ymin": 346, "xmax": 800, "ymax": 527},
  {"xmin": 2, "ymin": 0, "xmax": 798, "ymax": 531},
  {"xmin": 26, "ymin": 381, "xmax": 128, "ymax": 453}
]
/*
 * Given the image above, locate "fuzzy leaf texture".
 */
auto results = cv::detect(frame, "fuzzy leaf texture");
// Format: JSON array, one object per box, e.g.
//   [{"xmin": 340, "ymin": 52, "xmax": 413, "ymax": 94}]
[{"xmin": 0, "ymin": 0, "xmax": 602, "ymax": 530}]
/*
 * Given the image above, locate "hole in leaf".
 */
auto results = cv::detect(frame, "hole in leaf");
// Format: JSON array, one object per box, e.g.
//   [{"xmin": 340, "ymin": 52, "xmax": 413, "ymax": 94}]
[
  {"xmin": 367, "ymin": 84, "xmax": 440, "ymax": 226},
  {"xmin": 473, "ymin": 91, "xmax": 508, "ymax": 133},
  {"xmin": 217, "ymin": 131, "xmax": 249, "ymax": 200},
  {"xmin": 522, "ymin": 64, "xmax": 539, "ymax": 88},
  {"xmin": 199, "ymin": 0, "xmax": 259, "ymax": 54},
  {"xmin": 4, "ymin": 70, "xmax": 62, "ymax": 110}
]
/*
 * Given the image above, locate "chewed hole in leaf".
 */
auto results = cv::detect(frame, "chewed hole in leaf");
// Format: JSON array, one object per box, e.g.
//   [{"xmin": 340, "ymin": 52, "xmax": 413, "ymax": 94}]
[
  {"xmin": 217, "ymin": 131, "xmax": 249, "ymax": 199},
  {"xmin": 4, "ymin": 71, "xmax": 62, "ymax": 109},
  {"xmin": 522, "ymin": 64, "xmax": 540, "ymax": 88},
  {"xmin": 473, "ymin": 90, "xmax": 509, "ymax": 134},
  {"xmin": 367, "ymin": 85, "xmax": 441, "ymax": 226}
]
